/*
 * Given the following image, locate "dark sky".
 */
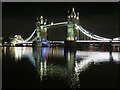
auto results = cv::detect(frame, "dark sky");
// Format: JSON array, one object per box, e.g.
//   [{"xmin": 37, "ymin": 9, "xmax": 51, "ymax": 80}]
[{"xmin": 2, "ymin": 2, "xmax": 120, "ymax": 40}]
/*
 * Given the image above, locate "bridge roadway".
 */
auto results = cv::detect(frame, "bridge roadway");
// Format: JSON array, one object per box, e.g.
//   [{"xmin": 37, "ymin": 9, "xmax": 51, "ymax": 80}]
[
  {"xmin": 42, "ymin": 40, "xmax": 120, "ymax": 44},
  {"xmin": 76, "ymin": 40, "xmax": 120, "ymax": 43},
  {"xmin": 15, "ymin": 40, "xmax": 120, "ymax": 46},
  {"xmin": 16, "ymin": 40, "xmax": 120, "ymax": 45}
]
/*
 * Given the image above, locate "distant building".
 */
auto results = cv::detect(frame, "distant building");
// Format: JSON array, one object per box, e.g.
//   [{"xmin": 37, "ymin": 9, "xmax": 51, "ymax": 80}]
[{"xmin": 11, "ymin": 35, "xmax": 24, "ymax": 45}]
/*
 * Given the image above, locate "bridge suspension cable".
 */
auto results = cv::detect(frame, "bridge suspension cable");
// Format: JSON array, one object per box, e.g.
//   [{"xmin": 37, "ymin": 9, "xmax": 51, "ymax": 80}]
[
  {"xmin": 75, "ymin": 24, "xmax": 112, "ymax": 41},
  {"xmin": 15, "ymin": 29, "xmax": 37, "ymax": 44},
  {"xmin": 24, "ymin": 29, "xmax": 37, "ymax": 42}
]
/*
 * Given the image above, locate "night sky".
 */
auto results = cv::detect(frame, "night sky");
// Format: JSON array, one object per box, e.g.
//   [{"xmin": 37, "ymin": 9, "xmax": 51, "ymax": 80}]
[{"xmin": 2, "ymin": 2, "xmax": 120, "ymax": 40}]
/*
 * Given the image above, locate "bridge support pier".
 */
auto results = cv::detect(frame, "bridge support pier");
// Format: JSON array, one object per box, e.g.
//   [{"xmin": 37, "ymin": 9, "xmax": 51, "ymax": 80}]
[
  {"xmin": 64, "ymin": 41, "xmax": 76, "ymax": 49},
  {"xmin": 33, "ymin": 41, "xmax": 42, "ymax": 47}
]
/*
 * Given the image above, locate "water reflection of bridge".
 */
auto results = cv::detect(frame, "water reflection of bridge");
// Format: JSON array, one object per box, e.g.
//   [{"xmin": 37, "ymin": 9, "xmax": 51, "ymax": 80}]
[{"xmin": 3, "ymin": 46, "xmax": 119, "ymax": 81}]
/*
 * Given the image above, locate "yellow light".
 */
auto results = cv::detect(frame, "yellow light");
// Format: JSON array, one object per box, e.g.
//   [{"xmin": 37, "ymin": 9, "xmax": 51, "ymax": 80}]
[
  {"xmin": 77, "ymin": 17, "xmax": 79, "ymax": 20},
  {"xmin": 3, "ymin": 47, "xmax": 7, "ymax": 56},
  {"xmin": 68, "ymin": 52, "xmax": 70, "ymax": 61}
]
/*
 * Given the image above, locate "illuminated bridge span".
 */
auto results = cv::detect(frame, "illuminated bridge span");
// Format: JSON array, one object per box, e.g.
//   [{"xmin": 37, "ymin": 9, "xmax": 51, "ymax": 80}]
[
  {"xmin": 42, "ymin": 22, "xmax": 67, "ymax": 27},
  {"xmin": 13, "ymin": 7, "xmax": 119, "ymax": 46}
]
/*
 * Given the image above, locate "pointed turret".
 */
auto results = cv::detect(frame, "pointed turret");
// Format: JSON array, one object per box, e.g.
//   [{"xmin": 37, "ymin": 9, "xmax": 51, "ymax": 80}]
[
  {"xmin": 44, "ymin": 19, "xmax": 47, "ymax": 25},
  {"xmin": 67, "ymin": 11, "xmax": 70, "ymax": 18},
  {"xmin": 36, "ymin": 17, "xmax": 40, "ymax": 27},
  {"xmin": 40, "ymin": 15, "xmax": 44, "ymax": 24},
  {"xmin": 36, "ymin": 17, "xmax": 39, "ymax": 21},
  {"xmin": 70, "ymin": 7, "xmax": 76, "ymax": 18},
  {"xmin": 77, "ymin": 12, "xmax": 79, "ymax": 20}
]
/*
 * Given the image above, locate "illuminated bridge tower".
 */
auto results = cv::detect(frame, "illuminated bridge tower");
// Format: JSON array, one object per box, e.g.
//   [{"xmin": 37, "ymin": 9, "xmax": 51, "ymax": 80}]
[
  {"xmin": 66, "ymin": 7, "xmax": 80, "ymax": 41},
  {"xmin": 36, "ymin": 18, "xmax": 41, "ymax": 42},
  {"xmin": 36, "ymin": 16, "xmax": 47, "ymax": 42},
  {"xmin": 40, "ymin": 16, "xmax": 47, "ymax": 42}
]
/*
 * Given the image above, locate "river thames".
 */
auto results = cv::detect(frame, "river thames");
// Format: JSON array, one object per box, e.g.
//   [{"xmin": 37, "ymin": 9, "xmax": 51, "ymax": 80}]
[{"xmin": 2, "ymin": 46, "xmax": 120, "ymax": 88}]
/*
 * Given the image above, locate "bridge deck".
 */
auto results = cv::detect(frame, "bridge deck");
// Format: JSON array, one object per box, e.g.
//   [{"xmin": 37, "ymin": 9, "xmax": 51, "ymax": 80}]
[{"xmin": 76, "ymin": 40, "xmax": 120, "ymax": 43}]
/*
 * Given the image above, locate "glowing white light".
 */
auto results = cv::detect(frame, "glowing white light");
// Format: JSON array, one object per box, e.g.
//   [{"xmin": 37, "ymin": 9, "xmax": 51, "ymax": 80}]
[
  {"xmin": 112, "ymin": 52, "xmax": 120, "ymax": 62},
  {"xmin": 40, "ymin": 61, "xmax": 43, "ymax": 80},
  {"xmin": 68, "ymin": 16, "xmax": 70, "ymax": 18},
  {"xmin": 14, "ymin": 47, "xmax": 36, "ymax": 66},
  {"xmin": 76, "ymin": 40, "xmax": 110, "ymax": 42},
  {"xmin": 40, "ymin": 26, "xmax": 43, "ymax": 29},
  {"xmin": 74, "ymin": 51, "xmax": 119, "ymax": 73},
  {"xmin": 15, "ymin": 47, "xmax": 22, "ymax": 59},
  {"xmin": 112, "ymin": 41, "xmax": 120, "ymax": 43},
  {"xmin": 51, "ymin": 22, "xmax": 54, "ymax": 25},
  {"xmin": 44, "ymin": 60, "xmax": 47, "ymax": 75},
  {"xmin": 113, "ymin": 37, "xmax": 120, "ymax": 41}
]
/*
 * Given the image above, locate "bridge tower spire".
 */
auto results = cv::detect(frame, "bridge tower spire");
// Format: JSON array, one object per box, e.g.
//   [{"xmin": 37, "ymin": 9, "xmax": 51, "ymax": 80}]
[
  {"xmin": 66, "ymin": 7, "xmax": 80, "ymax": 41},
  {"xmin": 71, "ymin": 7, "xmax": 76, "ymax": 18},
  {"xmin": 77, "ymin": 12, "xmax": 79, "ymax": 21},
  {"xmin": 40, "ymin": 15, "xmax": 44, "ymax": 24}
]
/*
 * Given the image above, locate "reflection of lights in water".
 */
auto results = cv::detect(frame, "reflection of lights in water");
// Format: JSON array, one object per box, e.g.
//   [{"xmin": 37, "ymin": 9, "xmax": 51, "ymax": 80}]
[
  {"xmin": 46, "ymin": 53, "xmax": 48, "ymax": 62},
  {"xmin": 40, "ymin": 62, "xmax": 43, "ymax": 81},
  {"xmin": 113, "ymin": 47, "xmax": 120, "ymax": 52},
  {"xmin": 48, "ymin": 48, "xmax": 64, "ymax": 57},
  {"xmin": 14, "ymin": 47, "xmax": 26, "ymax": 60},
  {"xmin": 14, "ymin": 47, "xmax": 36, "ymax": 65},
  {"xmin": 61, "ymin": 48, "xmax": 64, "ymax": 56},
  {"xmin": 0, "ymin": 47, "xmax": 2, "ymax": 60},
  {"xmin": 112, "ymin": 52, "xmax": 120, "ymax": 62},
  {"xmin": 68, "ymin": 52, "xmax": 71, "ymax": 61},
  {"xmin": 40, "ymin": 60, "xmax": 47, "ymax": 81},
  {"xmin": 118, "ymin": 47, "xmax": 120, "ymax": 52},
  {"xmin": 3, "ymin": 47, "xmax": 7, "ymax": 56},
  {"xmin": 67, "ymin": 52, "xmax": 74, "ymax": 74},
  {"xmin": 41, "ymin": 48, "xmax": 46, "ymax": 58},
  {"xmin": 28, "ymin": 55, "xmax": 36, "ymax": 66},
  {"xmin": 22, "ymin": 47, "xmax": 35, "ymax": 65},
  {"xmin": 15, "ymin": 47, "xmax": 22, "ymax": 59},
  {"xmin": 75, "ymin": 51, "xmax": 120, "ymax": 73},
  {"xmin": 41, "ymin": 47, "xmax": 49, "ymax": 59},
  {"xmin": 75, "ymin": 61, "xmax": 81, "ymax": 85},
  {"xmin": 44, "ymin": 60, "xmax": 47, "ymax": 75}
]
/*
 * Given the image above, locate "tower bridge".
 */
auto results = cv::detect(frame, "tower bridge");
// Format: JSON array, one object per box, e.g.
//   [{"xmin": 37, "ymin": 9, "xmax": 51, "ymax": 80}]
[{"xmin": 13, "ymin": 7, "xmax": 120, "ymax": 47}]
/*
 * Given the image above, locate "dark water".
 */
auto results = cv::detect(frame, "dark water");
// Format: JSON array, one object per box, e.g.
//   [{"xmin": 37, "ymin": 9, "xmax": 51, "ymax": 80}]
[{"xmin": 2, "ymin": 46, "xmax": 120, "ymax": 88}]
